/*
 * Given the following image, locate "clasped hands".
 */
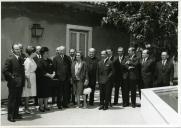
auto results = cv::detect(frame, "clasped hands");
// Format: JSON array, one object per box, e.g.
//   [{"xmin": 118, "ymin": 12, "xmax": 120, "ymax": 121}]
[{"xmin": 46, "ymin": 72, "xmax": 55, "ymax": 79}]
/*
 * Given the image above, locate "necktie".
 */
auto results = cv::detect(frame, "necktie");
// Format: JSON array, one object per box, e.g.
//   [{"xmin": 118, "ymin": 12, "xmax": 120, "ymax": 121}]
[
  {"xmin": 119, "ymin": 56, "xmax": 122, "ymax": 63},
  {"xmin": 162, "ymin": 60, "xmax": 165, "ymax": 66},
  {"xmin": 18, "ymin": 56, "xmax": 21, "ymax": 64}
]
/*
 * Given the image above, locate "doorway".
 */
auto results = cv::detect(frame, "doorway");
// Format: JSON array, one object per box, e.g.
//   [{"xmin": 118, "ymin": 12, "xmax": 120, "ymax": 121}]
[{"xmin": 66, "ymin": 24, "xmax": 92, "ymax": 57}]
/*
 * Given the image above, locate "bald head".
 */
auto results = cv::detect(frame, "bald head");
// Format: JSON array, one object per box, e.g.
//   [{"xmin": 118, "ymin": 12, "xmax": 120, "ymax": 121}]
[
  {"xmin": 88, "ymin": 48, "xmax": 96, "ymax": 58},
  {"xmin": 161, "ymin": 51, "xmax": 168, "ymax": 60},
  {"xmin": 56, "ymin": 47, "xmax": 60, "ymax": 55},
  {"xmin": 36, "ymin": 46, "xmax": 41, "ymax": 54},
  {"xmin": 128, "ymin": 47, "xmax": 135, "ymax": 56},
  {"xmin": 18, "ymin": 43, "xmax": 23, "ymax": 53},
  {"xmin": 59, "ymin": 46, "xmax": 65, "ymax": 55}
]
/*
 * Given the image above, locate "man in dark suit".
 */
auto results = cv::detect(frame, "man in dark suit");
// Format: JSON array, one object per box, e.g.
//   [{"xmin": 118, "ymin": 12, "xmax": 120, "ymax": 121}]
[
  {"xmin": 155, "ymin": 51, "xmax": 174, "ymax": 87},
  {"xmin": 53, "ymin": 46, "xmax": 71, "ymax": 109},
  {"xmin": 33, "ymin": 46, "xmax": 42, "ymax": 64},
  {"xmin": 33, "ymin": 45, "xmax": 42, "ymax": 106},
  {"xmin": 3, "ymin": 44, "xmax": 25, "ymax": 122},
  {"xmin": 97, "ymin": 50, "xmax": 114, "ymax": 110},
  {"xmin": 85, "ymin": 48, "xmax": 99, "ymax": 106},
  {"xmin": 68, "ymin": 48, "xmax": 76, "ymax": 105},
  {"xmin": 106, "ymin": 49, "xmax": 114, "ymax": 107},
  {"xmin": 50, "ymin": 47, "xmax": 60, "ymax": 105},
  {"xmin": 125, "ymin": 47, "xmax": 139, "ymax": 108},
  {"xmin": 113, "ymin": 47, "xmax": 128, "ymax": 106},
  {"xmin": 140, "ymin": 49, "xmax": 155, "ymax": 89}
]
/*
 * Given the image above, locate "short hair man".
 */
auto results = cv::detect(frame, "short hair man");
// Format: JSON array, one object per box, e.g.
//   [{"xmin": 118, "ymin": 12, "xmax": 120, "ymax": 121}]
[
  {"xmin": 155, "ymin": 51, "xmax": 174, "ymax": 87},
  {"xmin": 112, "ymin": 47, "xmax": 128, "ymax": 106},
  {"xmin": 85, "ymin": 48, "xmax": 99, "ymax": 105},
  {"xmin": 141, "ymin": 49, "xmax": 155, "ymax": 88},
  {"xmin": 124, "ymin": 47, "xmax": 139, "ymax": 108},
  {"xmin": 97, "ymin": 50, "xmax": 114, "ymax": 110},
  {"xmin": 3, "ymin": 44, "xmax": 25, "ymax": 122},
  {"xmin": 53, "ymin": 46, "xmax": 72, "ymax": 109}
]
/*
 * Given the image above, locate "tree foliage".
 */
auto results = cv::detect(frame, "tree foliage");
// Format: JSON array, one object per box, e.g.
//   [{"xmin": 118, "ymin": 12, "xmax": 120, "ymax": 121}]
[{"xmin": 94, "ymin": 1, "xmax": 178, "ymax": 57}]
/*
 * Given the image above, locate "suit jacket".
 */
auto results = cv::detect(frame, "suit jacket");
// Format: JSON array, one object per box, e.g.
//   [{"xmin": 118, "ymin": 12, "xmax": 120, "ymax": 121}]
[
  {"xmin": 68, "ymin": 56, "xmax": 76, "ymax": 63},
  {"xmin": 3, "ymin": 54, "xmax": 25, "ymax": 87},
  {"xmin": 113, "ymin": 55, "xmax": 128, "ymax": 82},
  {"xmin": 124, "ymin": 54, "xmax": 140, "ymax": 80},
  {"xmin": 53, "ymin": 54, "xmax": 71, "ymax": 81},
  {"xmin": 140, "ymin": 57, "xmax": 155, "ymax": 88},
  {"xmin": 97, "ymin": 59, "xmax": 114, "ymax": 84},
  {"xmin": 155, "ymin": 60, "xmax": 174, "ymax": 86},
  {"xmin": 109, "ymin": 56, "xmax": 114, "ymax": 62},
  {"xmin": 33, "ymin": 55, "xmax": 40, "ymax": 64},
  {"xmin": 71, "ymin": 61, "xmax": 88, "ymax": 82},
  {"xmin": 85, "ymin": 56, "xmax": 99, "ymax": 84}
]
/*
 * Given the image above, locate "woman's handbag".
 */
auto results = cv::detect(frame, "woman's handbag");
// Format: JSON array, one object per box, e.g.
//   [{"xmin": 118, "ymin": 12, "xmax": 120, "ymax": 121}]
[{"xmin": 83, "ymin": 87, "xmax": 92, "ymax": 95}]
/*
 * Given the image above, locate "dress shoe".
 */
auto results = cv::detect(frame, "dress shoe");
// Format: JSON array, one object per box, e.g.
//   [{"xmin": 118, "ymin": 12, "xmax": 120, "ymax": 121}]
[
  {"xmin": 44, "ymin": 107, "xmax": 50, "ymax": 111},
  {"xmin": 39, "ymin": 107, "xmax": 45, "ymax": 112},
  {"xmin": 14, "ymin": 114, "xmax": 23, "ymax": 119},
  {"xmin": 89, "ymin": 102, "xmax": 94, "ymax": 106},
  {"xmin": 103, "ymin": 106, "xmax": 108, "ymax": 110},
  {"xmin": 24, "ymin": 109, "xmax": 31, "ymax": 114},
  {"xmin": 58, "ymin": 106, "xmax": 63, "ymax": 109},
  {"xmin": 132, "ymin": 104, "xmax": 136, "ymax": 108},
  {"xmin": 123, "ymin": 103, "xmax": 129, "ymax": 107},
  {"xmin": 113, "ymin": 102, "xmax": 118, "ymax": 105},
  {"xmin": 63, "ymin": 105, "xmax": 69, "ymax": 108},
  {"xmin": 8, "ymin": 117, "xmax": 15, "ymax": 122},
  {"xmin": 136, "ymin": 103, "xmax": 141, "ymax": 107},
  {"xmin": 99, "ymin": 106, "xmax": 104, "ymax": 110}
]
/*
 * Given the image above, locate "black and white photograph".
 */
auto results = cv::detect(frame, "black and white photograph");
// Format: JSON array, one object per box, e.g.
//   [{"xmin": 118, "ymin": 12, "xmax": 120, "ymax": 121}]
[{"xmin": 0, "ymin": 0, "xmax": 180, "ymax": 127}]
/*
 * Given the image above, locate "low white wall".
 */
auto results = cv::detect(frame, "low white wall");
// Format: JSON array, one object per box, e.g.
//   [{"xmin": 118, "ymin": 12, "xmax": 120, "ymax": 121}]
[
  {"xmin": 1, "ymin": 81, "xmax": 8, "ymax": 100},
  {"xmin": 141, "ymin": 86, "xmax": 181, "ymax": 126}
]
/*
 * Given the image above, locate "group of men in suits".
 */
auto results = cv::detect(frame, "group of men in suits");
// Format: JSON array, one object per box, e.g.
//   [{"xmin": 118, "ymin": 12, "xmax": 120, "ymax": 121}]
[
  {"xmin": 97, "ymin": 46, "xmax": 174, "ymax": 109},
  {"xmin": 3, "ymin": 43, "xmax": 174, "ymax": 122}
]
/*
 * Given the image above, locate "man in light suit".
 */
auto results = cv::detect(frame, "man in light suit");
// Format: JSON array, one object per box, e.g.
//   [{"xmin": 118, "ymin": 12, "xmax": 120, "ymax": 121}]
[
  {"xmin": 3, "ymin": 44, "xmax": 25, "ymax": 122},
  {"xmin": 97, "ymin": 50, "xmax": 114, "ymax": 110},
  {"xmin": 155, "ymin": 51, "xmax": 174, "ymax": 87},
  {"xmin": 53, "ymin": 46, "xmax": 71, "ymax": 109}
]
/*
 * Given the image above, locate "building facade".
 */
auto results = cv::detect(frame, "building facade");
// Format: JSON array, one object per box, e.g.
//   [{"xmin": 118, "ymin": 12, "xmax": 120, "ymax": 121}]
[{"xmin": 1, "ymin": 2, "xmax": 130, "ymax": 98}]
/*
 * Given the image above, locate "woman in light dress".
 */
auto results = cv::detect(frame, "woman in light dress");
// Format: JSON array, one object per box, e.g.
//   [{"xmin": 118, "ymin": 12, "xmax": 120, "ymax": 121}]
[{"xmin": 22, "ymin": 46, "xmax": 37, "ymax": 114}]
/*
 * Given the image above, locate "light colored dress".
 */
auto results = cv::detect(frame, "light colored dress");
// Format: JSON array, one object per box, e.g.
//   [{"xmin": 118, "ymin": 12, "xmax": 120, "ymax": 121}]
[{"xmin": 22, "ymin": 58, "xmax": 37, "ymax": 97}]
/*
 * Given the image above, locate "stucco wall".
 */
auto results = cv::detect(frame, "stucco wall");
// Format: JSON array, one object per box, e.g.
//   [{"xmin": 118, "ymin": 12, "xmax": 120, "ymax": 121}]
[{"xmin": 1, "ymin": 2, "xmax": 130, "ymax": 81}]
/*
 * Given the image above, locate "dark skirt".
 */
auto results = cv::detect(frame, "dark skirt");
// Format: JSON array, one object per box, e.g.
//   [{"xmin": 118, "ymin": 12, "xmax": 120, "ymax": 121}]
[{"xmin": 37, "ymin": 77, "xmax": 52, "ymax": 98}]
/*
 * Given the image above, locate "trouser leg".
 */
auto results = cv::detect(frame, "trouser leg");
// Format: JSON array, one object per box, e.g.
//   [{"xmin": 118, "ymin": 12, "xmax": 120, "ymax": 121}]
[
  {"xmin": 105, "ymin": 81, "xmax": 111, "ymax": 107},
  {"xmin": 130, "ymin": 79, "xmax": 137, "ymax": 105},
  {"xmin": 99, "ymin": 84, "xmax": 105, "ymax": 106},
  {"xmin": 62, "ymin": 81, "xmax": 69, "ymax": 107},
  {"xmin": 114, "ymin": 82, "xmax": 120, "ymax": 104}
]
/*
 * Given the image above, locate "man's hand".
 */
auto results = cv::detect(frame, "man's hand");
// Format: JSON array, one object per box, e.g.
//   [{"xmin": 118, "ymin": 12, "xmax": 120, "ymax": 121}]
[
  {"xmin": 84, "ymin": 79, "xmax": 89, "ymax": 86},
  {"xmin": 27, "ymin": 78, "xmax": 31, "ymax": 88}
]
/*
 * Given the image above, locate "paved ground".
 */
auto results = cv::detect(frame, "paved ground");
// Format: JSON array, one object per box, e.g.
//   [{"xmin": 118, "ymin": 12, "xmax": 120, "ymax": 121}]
[{"xmin": 1, "ymin": 90, "xmax": 146, "ymax": 126}]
